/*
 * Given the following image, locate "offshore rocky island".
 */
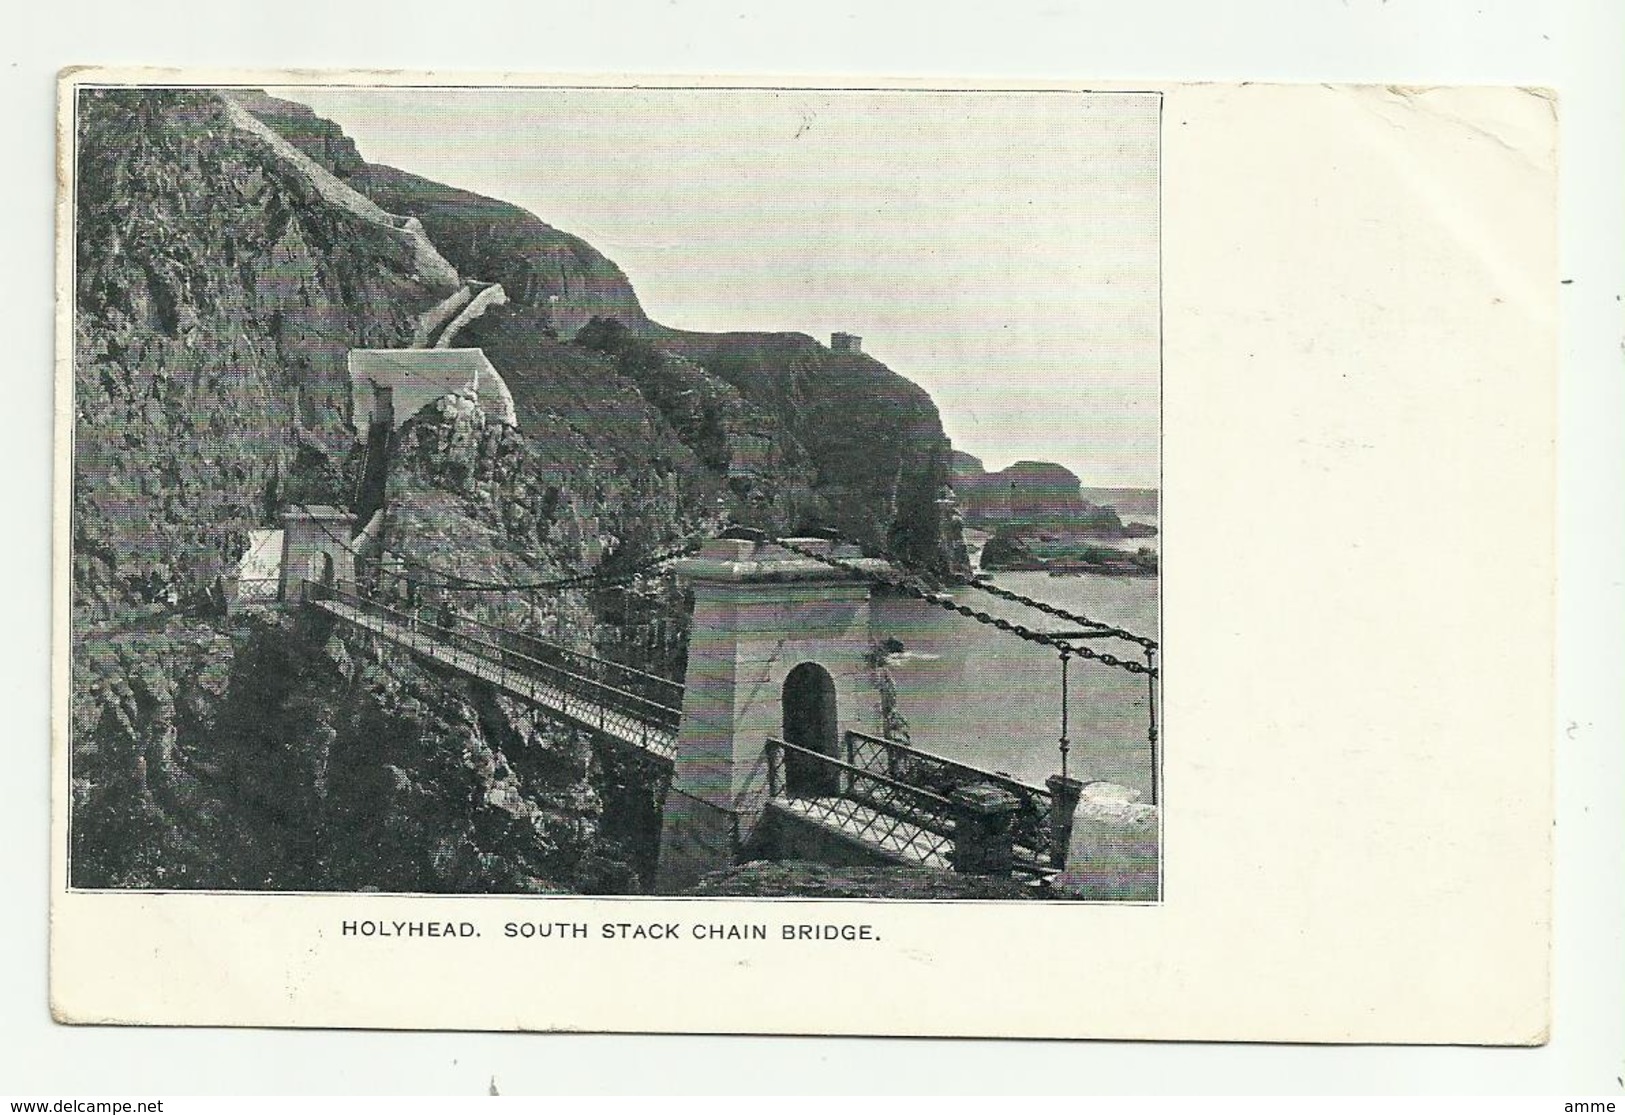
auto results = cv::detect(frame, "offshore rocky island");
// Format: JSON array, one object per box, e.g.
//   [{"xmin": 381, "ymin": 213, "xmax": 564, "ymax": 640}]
[
  {"xmin": 952, "ymin": 453, "xmax": 1158, "ymax": 578},
  {"xmin": 69, "ymin": 89, "xmax": 1157, "ymax": 899}
]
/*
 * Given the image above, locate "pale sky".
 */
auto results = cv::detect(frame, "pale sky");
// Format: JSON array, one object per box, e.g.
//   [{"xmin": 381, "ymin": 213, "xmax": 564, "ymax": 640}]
[{"xmin": 273, "ymin": 87, "xmax": 1161, "ymax": 488}]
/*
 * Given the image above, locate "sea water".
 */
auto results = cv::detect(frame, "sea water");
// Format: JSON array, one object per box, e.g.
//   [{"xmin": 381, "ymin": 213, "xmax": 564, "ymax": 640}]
[{"xmin": 869, "ymin": 570, "xmax": 1160, "ymax": 801}]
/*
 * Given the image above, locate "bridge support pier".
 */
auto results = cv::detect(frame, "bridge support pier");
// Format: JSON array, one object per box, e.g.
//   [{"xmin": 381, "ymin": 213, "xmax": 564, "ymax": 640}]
[
  {"xmin": 654, "ymin": 537, "xmax": 893, "ymax": 893},
  {"xmin": 278, "ymin": 506, "xmax": 357, "ymax": 602},
  {"xmin": 655, "ymin": 789, "xmax": 741, "ymax": 890},
  {"xmin": 1046, "ymin": 774, "xmax": 1085, "ymax": 869},
  {"xmin": 947, "ymin": 784, "xmax": 1021, "ymax": 876}
]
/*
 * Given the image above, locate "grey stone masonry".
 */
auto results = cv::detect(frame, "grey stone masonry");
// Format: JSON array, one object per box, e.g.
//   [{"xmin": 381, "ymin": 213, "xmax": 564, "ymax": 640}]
[
  {"xmin": 1046, "ymin": 774, "xmax": 1085, "ymax": 869},
  {"xmin": 948, "ymin": 783, "xmax": 1021, "ymax": 876}
]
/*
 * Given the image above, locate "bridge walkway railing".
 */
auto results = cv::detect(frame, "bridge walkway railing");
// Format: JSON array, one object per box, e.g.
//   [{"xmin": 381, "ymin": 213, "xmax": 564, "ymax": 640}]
[
  {"xmin": 763, "ymin": 731, "xmax": 1069, "ymax": 875},
  {"xmin": 764, "ymin": 737, "xmax": 956, "ymax": 869},
  {"xmin": 305, "ymin": 580, "xmax": 680, "ymax": 761},
  {"xmin": 475, "ymin": 613, "xmax": 684, "ymax": 722},
  {"xmin": 842, "ymin": 729, "xmax": 1060, "ymax": 872}
]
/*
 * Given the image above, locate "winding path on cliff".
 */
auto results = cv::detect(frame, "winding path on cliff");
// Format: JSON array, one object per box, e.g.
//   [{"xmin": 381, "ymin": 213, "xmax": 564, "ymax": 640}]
[
  {"xmin": 222, "ymin": 92, "xmax": 511, "ymax": 351},
  {"xmin": 220, "ymin": 93, "xmax": 462, "ymax": 291}
]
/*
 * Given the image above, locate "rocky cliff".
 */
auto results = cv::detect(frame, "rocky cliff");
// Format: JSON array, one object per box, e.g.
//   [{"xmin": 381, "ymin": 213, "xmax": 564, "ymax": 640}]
[
  {"xmin": 232, "ymin": 91, "xmax": 654, "ymax": 338},
  {"xmin": 237, "ymin": 92, "xmax": 960, "ymax": 572},
  {"xmin": 71, "ymin": 609, "xmax": 652, "ymax": 892},
  {"xmin": 73, "ymin": 89, "xmax": 457, "ymax": 621},
  {"xmin": 654, "ymin": 328, "xmax": 959, "ymax": 571},
  {"xmin": 70, "ymin": 87, "xmax": 965, "ymax": 892},
  {"xmin": 74, "ymin": 88, "xmax": 966, "ymax": 615}
]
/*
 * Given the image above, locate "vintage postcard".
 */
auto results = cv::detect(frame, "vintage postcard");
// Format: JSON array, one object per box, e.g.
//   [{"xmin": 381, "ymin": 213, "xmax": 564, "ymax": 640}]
[{"xmin": 51, "ymin": 70, "xmax": 1554, "ymax": 1040}]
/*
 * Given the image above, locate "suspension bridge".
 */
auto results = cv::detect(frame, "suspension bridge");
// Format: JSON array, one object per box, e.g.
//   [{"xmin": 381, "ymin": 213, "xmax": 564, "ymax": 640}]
[
  {"xmin": 306, "ymin": 580, "xmax": 684, "ymax": 760},
  {"xmin": 276, "ymin": 510, "xmax": 1159, "ymax": 887}
]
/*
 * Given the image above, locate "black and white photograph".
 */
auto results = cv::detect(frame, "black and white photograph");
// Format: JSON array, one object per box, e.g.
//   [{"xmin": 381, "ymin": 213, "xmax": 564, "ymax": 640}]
[
  {"xmin": 43, "ymin": 62, "xmax": 1569, "ymax": 1050},
  {"xmin": 66, "ymin": 81, "xmax": 1162, "ymax": 903},
  {"xmin": 10, "ymin": 0, "xmax": 1619, "ymax": 1093}
]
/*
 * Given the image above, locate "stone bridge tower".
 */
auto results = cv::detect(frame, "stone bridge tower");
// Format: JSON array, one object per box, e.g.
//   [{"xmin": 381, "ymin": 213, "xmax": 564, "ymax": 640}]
[
  {"xmin": 278, "ymin": 506, "xmax": 358, "ymax": 602},
  {"xmin": 655, "ymin": 535, "xmax": 894, "ymax": 891}
]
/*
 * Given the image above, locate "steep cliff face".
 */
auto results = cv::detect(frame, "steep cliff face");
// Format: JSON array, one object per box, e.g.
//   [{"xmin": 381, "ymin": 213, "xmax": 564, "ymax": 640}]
[
  {"xmin": 235, "ymin": 93, "xmax": 653, "ymax": 338},
  {"xmin": 567, "ymin": 318, "xmax": 825, "ymax": 534},
  {"xmin": 656, "ymin": 330, "xmax": 960, "ymax": 572},
  {"xmin": 228, "ymin": 91, "xmax": 367, "ymax": 178},
  {"xmin": 380, "ymin": 387, "xmax": 701, "ymax": 673},
  {"xmin": 70, "ymin": 619, "xmax": 241, "ymax": 887},
  {"xmin": 73, "ymin": 89, "xmax": 450, "ymax": 620},
  {"xmin": 354, "ymin": 165, "xmax": 652, "ymax": 338},
  {"xmin": 240, "ymin": 92, "xmax": 963, "ymax": 572},
  {"xmin": 70, "ymin": 388, "xmax": 680, "ymax": 893},
  {"xmin": 70, "ymin": 87, "xmax": 970, "ymax": 893},
  {"xmin": 71, "ymin": 610, "xmax": 644, "ymax": 892}
]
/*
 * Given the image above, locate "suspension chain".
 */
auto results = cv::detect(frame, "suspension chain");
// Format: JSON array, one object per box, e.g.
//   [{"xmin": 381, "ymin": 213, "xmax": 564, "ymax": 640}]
[
  {"xmin": 292, "ymin": 500, "xmax": 698, "ymax": 595},
  {"xmin": 960, "ymin": 576, "xmax": 1156, "ymax": 650},
  {"xmin": 379, "ymin": 540, "xmax": 699, "ymax": 594},
  {"xmin": 774, "ymin": 538, "xmax": 1157, "ymax": 677},
  {"xmin": 864, "ymin": 541, "xmax": 1157, "ymax": 650}
]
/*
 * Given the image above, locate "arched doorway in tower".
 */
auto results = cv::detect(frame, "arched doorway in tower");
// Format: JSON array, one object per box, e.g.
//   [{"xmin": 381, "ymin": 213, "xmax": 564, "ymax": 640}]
[
  {"xmin": 782, "ymin": 662, "xmax": 840, "ymax": 796},
  {"xmin": 306, "ymin": 551, "xmax": 336, "ymax": 592}
]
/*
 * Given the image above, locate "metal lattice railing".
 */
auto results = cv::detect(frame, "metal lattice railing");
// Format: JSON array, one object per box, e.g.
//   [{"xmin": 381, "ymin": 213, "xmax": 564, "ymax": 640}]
[
  {"xmin": 306, "ymin": 580, "xmax": 681, "ymax": 760},
  {"xmin": 844, "ymin": 730, "xmax": 1058, "ymax": 870},
  {"xmin": 765, "ymin": 737, "xmax": 955, "ymax": 868}
]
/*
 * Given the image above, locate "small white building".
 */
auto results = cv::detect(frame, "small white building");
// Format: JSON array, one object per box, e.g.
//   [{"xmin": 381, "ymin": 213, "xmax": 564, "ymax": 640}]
[{"xmin": 347, "ymin": 348, "xmax": 518, "ymax": 444}]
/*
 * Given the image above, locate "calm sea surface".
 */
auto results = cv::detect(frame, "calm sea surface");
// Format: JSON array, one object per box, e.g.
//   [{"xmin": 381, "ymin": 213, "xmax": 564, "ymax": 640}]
[{"xmin": 870, "ymin": 568, "xmax": 1160, "ymax": 800}]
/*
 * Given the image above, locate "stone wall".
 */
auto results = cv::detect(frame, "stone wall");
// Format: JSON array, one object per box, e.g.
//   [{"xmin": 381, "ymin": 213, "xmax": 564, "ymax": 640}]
[
  {"xmin": 219, "ymin": 93, "xmax": 462, "ymax": 292},
  {"xmin": 435, "ymin": 282, "xmax": 510, "ymax": 349},
  {"xmin": 1052, "ymin": 782, "xmax": 1160, "ymax": 901},
  {"xmin": 348, "ymin": 348, "xmax": 517, "ymax": 443}
]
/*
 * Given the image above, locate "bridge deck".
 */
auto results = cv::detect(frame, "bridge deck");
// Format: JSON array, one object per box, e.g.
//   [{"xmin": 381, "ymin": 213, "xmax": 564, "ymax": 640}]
[
  {"xmin": 310, "ymin": 584, "xmax": 1073, "ymax": 877},
  {"xmin": 767, "ymin": 795, "xmax": 953, "ymax": 870},
  {"xmin": 313, "ymin": 597, "xmax": 678, "ymax": 761}
]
